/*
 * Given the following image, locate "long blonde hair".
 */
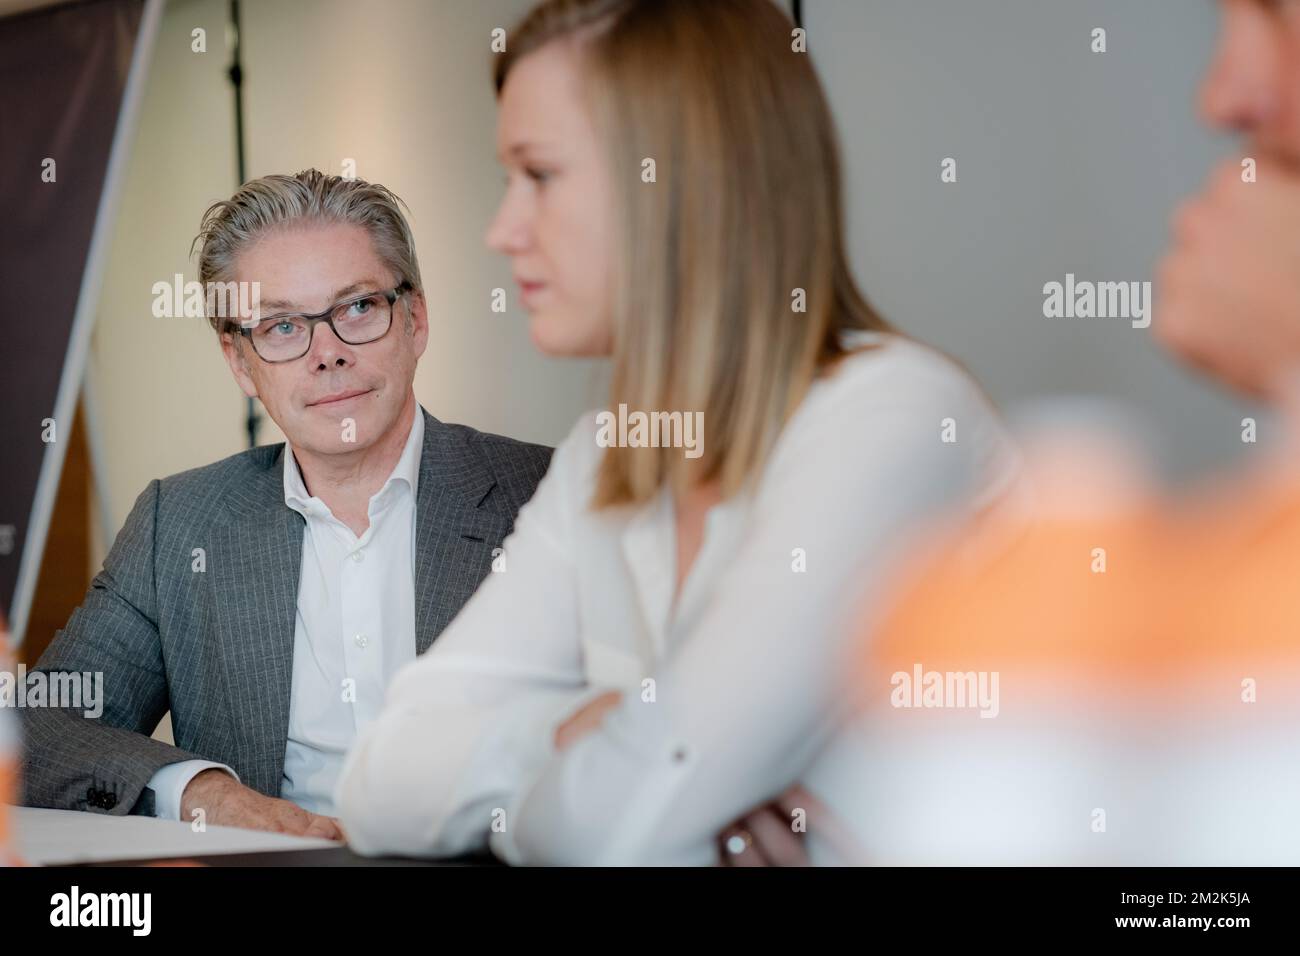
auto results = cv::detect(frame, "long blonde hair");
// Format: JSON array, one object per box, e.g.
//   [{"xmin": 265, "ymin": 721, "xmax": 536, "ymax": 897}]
[{"xmin": 496, "ymin": 0, "xmax": 892, "ymax": 507}]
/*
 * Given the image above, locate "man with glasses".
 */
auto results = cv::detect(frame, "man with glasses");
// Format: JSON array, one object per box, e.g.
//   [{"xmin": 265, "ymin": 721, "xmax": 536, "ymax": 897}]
[{"xmin": 20, "ymin": 170, "xmax": 552, "ymax": 839}]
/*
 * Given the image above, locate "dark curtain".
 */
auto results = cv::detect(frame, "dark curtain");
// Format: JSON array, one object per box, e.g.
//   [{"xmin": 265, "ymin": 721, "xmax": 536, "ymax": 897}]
[{"xmin": 0, "ymin": 0, "xmax": 145, "ymax": 623}]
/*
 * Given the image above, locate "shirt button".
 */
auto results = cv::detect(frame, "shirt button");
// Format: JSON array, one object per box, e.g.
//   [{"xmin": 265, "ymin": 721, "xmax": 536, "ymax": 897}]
[
  {"xmin": 354, "ymin": 633, "xmax": 369, "ymax": 648},
  {"xmin": 351, "ymin": 549, "xmax": 364, "ymax": 563}
]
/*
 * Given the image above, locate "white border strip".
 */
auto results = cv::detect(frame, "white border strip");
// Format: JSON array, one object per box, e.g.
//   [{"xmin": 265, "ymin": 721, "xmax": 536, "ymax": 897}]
[{"xmin": 10, "ymin": 0, "xmax": 164, "ymax": 648}]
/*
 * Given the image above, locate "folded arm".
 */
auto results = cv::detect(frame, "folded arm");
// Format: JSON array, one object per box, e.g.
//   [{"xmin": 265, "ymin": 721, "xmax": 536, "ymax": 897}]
[{"xmin": 503, "ymin": 386, "xmax": 1001, "ymax": 864}]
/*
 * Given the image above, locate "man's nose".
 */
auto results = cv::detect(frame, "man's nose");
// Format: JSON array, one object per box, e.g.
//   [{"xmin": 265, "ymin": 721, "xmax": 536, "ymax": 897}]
[
  {"xmin": 306, "ymin": 320, "xmax": 356, "ymax": 370},
  {"xmin": 1200, "ymin": 22, "xmax": 1279, "ymax": 135}
]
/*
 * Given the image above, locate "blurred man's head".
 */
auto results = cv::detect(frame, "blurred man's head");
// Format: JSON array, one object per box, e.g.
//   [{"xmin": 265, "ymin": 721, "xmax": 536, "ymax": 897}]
[
  {"xmin": 1203, "ymin": 0, "xmax": 1300, "ymax": 162},
  {"xmin": 1153, "ymin": 1, "xmax": 1300, "ymax": 401},
  {"xmin": 194, "ymin": 171, "xmax": 428, "ymax": 457}
]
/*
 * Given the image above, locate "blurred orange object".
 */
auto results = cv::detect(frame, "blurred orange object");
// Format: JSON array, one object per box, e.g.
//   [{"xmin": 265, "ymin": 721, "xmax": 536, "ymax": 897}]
[
  {"xmin": 827, "ymin": 429, "xmax": 1300, "ymax": 864},
  {"xmin": 1, "ymin": 612, "xmax": 22, "ymax": 867},
  {"xmin": 864, "ymin": 449, "xmax": 1300, "ymax": 708}
]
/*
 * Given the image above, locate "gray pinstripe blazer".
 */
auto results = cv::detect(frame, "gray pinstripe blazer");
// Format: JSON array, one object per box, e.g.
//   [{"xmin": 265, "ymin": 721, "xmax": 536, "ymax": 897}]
[{"xmin": 19, "ymin": 408, "xmax": 551, "ymax": 817}]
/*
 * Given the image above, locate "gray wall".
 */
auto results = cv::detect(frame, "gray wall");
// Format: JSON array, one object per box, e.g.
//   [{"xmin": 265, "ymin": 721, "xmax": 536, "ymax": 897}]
[{"xmin": 808, "ymin": 0, "xmax": 1262, "ymax": 481}]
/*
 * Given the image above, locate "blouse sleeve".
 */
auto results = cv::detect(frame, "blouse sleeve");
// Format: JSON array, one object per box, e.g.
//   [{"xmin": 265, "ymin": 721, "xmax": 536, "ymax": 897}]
[{"xmin": 335, "ymin": 416, "xmax": 603, "ymax": 858}]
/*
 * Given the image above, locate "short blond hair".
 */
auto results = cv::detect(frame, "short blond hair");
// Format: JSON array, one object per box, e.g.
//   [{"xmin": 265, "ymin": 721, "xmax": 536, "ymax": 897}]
[{"xmin": 192, "ymin": 169, "xmax": 422, "ymax": 335}]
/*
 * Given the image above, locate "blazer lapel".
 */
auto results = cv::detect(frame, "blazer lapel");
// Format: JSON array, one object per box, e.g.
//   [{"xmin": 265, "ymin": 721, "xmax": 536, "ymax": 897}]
[
  {"xmin": 209, "ymin": 412, "xmax": 515, "ymax": 793},
  {"xmin": 413, "ymin": 409, "xmax": 514, "ymax": 655},
  {"xmin": 211, "ymin": 444, "xmax": 303, "ymax": 797}
]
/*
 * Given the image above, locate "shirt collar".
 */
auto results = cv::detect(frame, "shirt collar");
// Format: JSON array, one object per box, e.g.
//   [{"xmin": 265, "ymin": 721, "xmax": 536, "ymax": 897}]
[{"xmin": 283, "ymin": 407, "xmax": 424, "ymax": 517}]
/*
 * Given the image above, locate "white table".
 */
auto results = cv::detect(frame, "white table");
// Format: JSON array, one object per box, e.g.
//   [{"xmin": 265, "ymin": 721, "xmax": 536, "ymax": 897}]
[{"xmin": 11, "ymin": 806, "xmax": 339, "ymax": 866}]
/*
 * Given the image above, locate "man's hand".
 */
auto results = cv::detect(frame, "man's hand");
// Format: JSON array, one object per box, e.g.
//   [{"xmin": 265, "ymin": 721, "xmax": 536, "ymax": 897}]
[
  {"xmin": 180, "ymin": 769, "xmax": 344, "ymax": 840},
  {"xmin": 1156, "ymin": 156, "xmax": 1300, "ymax": 401},
  {"xmin": 554, "ymin": 691, "xmax": 622, "ymax": 751}
]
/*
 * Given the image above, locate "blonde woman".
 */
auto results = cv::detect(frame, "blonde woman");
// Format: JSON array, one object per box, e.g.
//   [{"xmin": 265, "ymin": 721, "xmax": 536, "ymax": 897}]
[{"xmin": 337, "ymin": 0, "xmax": 1019, "ymax": 865}]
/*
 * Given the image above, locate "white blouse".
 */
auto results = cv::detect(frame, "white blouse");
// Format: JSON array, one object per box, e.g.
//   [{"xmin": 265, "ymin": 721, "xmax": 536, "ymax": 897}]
[{"xmin": 335, "ymin": 332, "xmax": 1021, "ymax": 864}]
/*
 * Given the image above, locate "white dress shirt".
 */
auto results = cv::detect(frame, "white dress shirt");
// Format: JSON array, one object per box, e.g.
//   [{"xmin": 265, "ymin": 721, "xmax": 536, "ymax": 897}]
[
  {"xmin": 336, "ymin": 332, "xmax": 1022, "ymax": 863},
  {"xmin": 147, "ymin": 410, "xmax": 423, "ymax": 820}
]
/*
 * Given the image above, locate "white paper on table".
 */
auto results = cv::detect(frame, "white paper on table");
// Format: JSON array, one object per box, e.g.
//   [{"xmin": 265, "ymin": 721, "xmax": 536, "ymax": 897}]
[{"xmin": 10, "ymin": 806, "xmax": 340, "ymax": 866}]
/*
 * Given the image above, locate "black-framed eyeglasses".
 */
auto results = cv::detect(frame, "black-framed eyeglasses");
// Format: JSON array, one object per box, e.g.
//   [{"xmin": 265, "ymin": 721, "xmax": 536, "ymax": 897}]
[{"xmin": 235, "ymin": 281, "xmax": 412, "ymax": 363}]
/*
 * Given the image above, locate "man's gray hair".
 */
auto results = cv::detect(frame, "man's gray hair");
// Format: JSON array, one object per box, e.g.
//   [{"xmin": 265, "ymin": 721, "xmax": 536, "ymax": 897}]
[{"xmin": 192, "ymin": 169, "xmax": 423, "ymax": 334}]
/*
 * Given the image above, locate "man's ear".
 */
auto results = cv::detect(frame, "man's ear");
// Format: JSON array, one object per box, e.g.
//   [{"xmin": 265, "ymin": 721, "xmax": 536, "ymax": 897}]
[
  {"xmin": 220, "ymin": 330, "xmax": 260, "ymax": 399},
  {"xmin": 407, "ymin": 289, "xmax": 429, "ymax": 360}
]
